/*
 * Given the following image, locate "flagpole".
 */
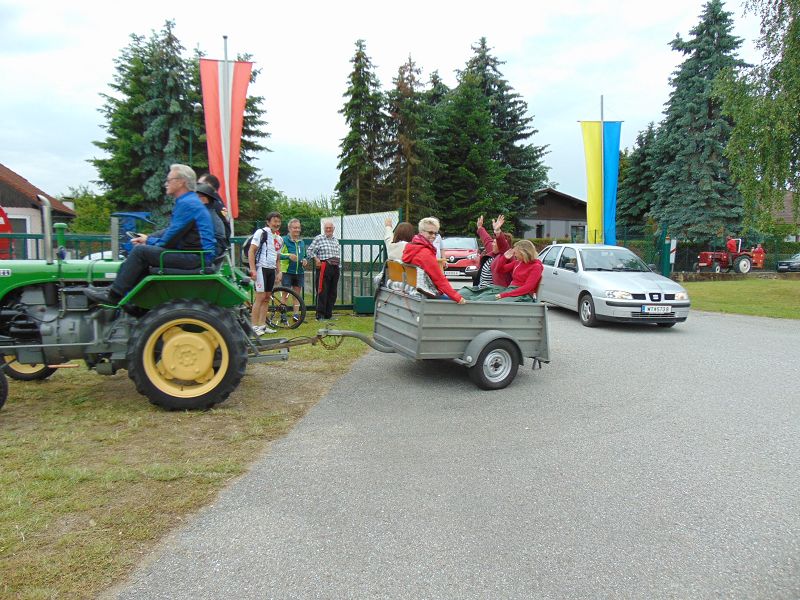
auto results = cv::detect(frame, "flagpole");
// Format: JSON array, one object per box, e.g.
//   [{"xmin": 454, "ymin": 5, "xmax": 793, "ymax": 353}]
[
  {"xmin": 600, "ymin": 94, "xmax": 604, "ymax": 245},
  {"xmin": 222, "ymin": 35, "xmax": 237, "ymax": 263}
]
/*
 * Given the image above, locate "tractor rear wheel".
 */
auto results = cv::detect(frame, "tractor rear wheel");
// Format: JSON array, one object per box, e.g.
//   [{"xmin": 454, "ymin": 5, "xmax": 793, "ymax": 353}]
[
  {"xmin": 734, "ymin": 256, "xmax": 752, "ymax": 274},
  {"xmin": 127, "ymin": 300, "xmax": 247, "ymax": 410},
  {"xmin": 2, "ymin": 355, "xmax": 57, "ymax": 381}
]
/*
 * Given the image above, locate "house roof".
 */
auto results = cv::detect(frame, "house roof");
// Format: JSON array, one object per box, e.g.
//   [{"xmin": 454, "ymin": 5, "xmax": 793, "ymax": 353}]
[
  {"xmin": 532, "ymin": 187, "xmax": 586, "ymax": 205},
  {"xmin": 0, "ymin": 162, "xmax": 75, "ymax": 217}
]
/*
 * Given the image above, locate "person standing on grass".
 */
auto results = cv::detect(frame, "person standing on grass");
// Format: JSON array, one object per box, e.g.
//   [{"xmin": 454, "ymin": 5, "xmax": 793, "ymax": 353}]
[
  {"xmin": 307, "ymin": 221, "xmax": 341, "ymax": 321},
  {"xmin": 248, "ymin": 212, "xmax": 283, "ymax": 336},
  {"xmin": 280, "ymin": 218, "xmax": 307, "ymax": 322}
]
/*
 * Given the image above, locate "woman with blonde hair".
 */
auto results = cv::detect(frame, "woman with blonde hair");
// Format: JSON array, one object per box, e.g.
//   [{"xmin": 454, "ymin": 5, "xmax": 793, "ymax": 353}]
[{"xmin": 459, "ymin": 239, "xmax": 543, "ymax": 302}]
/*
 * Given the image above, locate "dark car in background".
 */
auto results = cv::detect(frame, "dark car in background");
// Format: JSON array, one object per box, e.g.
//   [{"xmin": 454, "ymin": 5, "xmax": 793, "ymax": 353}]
[
  {"xmin": 442, "ymin": 237, "xmax": 480, "ymax": 280},
  {"xmin": 776, "ymin": 253, "xmax": 800, "ymax": 272}
]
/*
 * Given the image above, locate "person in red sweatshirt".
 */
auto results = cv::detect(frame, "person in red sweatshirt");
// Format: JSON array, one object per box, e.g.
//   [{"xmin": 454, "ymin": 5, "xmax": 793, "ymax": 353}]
[
  {"xmin": 402, "ymin": 217, "xmax": 466, "ymax": 303},
  {"xmin": 460, "ymin": 239, "xmax": 543, "ymax": 302},
  {"xmin": 475, "ymin": 214, "xmax": 513, "ymax": 288}
]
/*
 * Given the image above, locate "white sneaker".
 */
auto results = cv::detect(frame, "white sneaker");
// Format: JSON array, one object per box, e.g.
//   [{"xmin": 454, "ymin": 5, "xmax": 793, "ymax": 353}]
[
  {"xmin": 259, "ymin": 325, "xmax": 277, "ymax": 335},
  {"xmin": 252, "ymin": 325, "xmax": 265, "ymax": 336}
]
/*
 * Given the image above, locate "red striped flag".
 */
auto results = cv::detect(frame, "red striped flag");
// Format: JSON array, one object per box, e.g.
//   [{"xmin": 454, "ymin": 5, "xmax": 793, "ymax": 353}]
[{"xmin": 199, "ymin": 58, "xmax": 252, "ymax": 219}]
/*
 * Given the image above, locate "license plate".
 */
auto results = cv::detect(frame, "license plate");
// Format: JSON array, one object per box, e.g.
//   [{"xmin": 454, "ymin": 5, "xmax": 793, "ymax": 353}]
[
  {"xmin": 444, "ymin": 270, "xmax": 462, "ymax": 276},
  {"xmin": 642, "ymin": 305, "xmax": 671, "ymax": 314}
]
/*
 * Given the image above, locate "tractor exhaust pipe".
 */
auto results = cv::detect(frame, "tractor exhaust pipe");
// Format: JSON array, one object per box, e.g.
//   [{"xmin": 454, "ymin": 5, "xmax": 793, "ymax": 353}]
[{"xmin": 37, "ymin": 194, "xmax": 54, "ymax": 264}]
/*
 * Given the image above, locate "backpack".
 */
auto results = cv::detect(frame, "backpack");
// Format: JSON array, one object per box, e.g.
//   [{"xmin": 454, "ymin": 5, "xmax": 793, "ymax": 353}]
[{"xmin": 241, "ymin": 227, "xmax": 271, "ymax": 265}]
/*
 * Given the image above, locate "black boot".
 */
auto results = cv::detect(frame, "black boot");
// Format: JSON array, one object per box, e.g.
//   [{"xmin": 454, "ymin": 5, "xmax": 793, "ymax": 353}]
[{"xmin": 85, "ymin": 287, "xmax": 122, "ymax": 305}]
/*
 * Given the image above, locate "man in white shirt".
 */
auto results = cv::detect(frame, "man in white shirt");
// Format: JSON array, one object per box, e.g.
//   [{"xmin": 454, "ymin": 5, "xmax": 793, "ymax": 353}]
[{"xmin": 248, "ymin": 212, "xmax": 282, "ymax": 335}]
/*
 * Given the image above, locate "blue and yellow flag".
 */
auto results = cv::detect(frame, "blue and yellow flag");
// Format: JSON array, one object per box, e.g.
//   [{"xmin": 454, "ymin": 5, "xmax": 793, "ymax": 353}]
[{"xmin": 580, "ymin": 121, "xmax": 622, "ymax": 245}]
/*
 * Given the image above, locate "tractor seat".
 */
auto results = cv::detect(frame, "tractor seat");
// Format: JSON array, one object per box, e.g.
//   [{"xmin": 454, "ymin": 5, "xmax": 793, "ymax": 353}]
[{"xmin": 148, "ymin": 255, "xmax": 224, "ymax": 276}]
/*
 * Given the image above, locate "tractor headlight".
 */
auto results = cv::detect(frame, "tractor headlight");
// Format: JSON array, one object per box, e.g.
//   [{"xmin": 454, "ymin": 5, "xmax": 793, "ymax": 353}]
[
  {"xmin": 674, "ymin": 291, "xmax": 689, "ymax": 300},
  {"xmin": 605, "ymin": 290, "xmax": 633, "ymax": 299}
]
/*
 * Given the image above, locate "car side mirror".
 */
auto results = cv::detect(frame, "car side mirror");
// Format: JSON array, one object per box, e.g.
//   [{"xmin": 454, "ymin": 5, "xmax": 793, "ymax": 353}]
[{"xmin": 648, "ymin": 263, "xmax": 657, "ymax": 272}]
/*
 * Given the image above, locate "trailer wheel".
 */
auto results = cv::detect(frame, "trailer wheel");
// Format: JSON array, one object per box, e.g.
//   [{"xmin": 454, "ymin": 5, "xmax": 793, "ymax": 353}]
[
  {"xmin": 0, "ymin": 369, "xmax": 7, "ymax": 410},
  {"xmin": 468, "ymin": 339, "xmax": 520, "ymax": 390},
  {"xmin": 734, "ymin": 256, "xmax": 752, "ymax": 274},
  {"xmin": 127, "ymin": 300, "xmax": 247, "ymax": 410},
  {"xmin": 2, "ymin": 355, "xmax": 57, "ymax": 381}
]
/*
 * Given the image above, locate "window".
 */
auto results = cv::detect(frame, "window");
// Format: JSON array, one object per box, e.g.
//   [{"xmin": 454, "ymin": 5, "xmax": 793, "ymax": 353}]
[
  {"xmin": 558, "ymin": 246, "xmax": 577, "ymax": 270},
  {"xmin": 535, "ymin": 224, "xmax": 544, "ymax": 238},
  {"xmin": 541, "ymin": 246, "xmax": 560, "ymax": 267}
]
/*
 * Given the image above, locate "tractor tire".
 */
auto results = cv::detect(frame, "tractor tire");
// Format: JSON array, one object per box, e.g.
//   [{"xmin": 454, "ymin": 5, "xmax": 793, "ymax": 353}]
[
  {"xmin": 468, "ymin": 339, "xmax": 520, "ymax": 390},
  {"xmin": 2, "ymin": 355, "xmax": 57, "ymax": 381},
  {"xmin": 692, "ymin": 262, "xmax": 700, "ymax": 273},
  {"xmin": 126, "ymin": 299, "xmax": 248, "ymax": 410},
  {"xmin": 734, "ymin": 256, "xmax": 752, "ymax": 274},
  {"xmin": 712, "ymin": 261, "xmax": 722, "ymax": 273},
  {"xmin": 0, "ymin": 368, "xmax": 7, "ymax": 410},
  {"xmin": 579, "ymin": 293, "xmax": 599, "ymax": 327}
]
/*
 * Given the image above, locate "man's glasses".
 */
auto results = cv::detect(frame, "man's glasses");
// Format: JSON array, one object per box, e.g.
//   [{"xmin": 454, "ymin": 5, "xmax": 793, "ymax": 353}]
[
  {"xmin": 164, "ymin": 177, "xmax": 181, "ymax": 183},
  {"xmin": 422, "ymin": 229, "xmax": 437, "ymax": 235}
]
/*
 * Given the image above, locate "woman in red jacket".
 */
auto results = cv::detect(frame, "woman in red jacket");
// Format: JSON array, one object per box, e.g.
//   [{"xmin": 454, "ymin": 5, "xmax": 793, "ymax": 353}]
[
  {"xmin": 402, "ymin": 217, "xmax": 466, "ymax": 303},
  {"xmin": 460, "ymin": 239, "xmax": 542, "ymax": 302}
]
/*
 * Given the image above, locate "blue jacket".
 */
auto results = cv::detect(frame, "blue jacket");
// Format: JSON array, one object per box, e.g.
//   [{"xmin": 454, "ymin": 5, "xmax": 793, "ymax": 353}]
[{"xmin": 147, "ymin": 191, "xmax": 216, "ymax": 256}]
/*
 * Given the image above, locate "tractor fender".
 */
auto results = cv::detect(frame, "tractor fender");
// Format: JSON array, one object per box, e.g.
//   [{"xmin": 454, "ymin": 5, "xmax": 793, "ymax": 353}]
[
  {"xmin": 123, "ymin": 274, "xmax": 249, "ymax": 310},
  {"xmin": 455, "ymin": 330, "xmax": 522, "ymax": 368}
]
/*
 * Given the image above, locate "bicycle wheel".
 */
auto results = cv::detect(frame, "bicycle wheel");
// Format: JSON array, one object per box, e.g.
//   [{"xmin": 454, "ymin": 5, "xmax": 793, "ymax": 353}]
[{"xmin": 266, "ymin": 286, "xmax": 306, "ymax": 329}]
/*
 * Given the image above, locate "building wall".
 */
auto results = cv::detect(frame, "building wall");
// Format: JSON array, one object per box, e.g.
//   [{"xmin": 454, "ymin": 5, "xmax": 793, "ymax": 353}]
[{"xmin": 521, "ymin": 218, "xmax": 587, "ymax": 242}]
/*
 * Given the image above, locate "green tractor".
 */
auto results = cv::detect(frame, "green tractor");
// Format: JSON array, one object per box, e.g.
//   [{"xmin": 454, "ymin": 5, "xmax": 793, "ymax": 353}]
[{"xmin": 0, "ymin": 197, "xmax": 287, "ymax": 410}]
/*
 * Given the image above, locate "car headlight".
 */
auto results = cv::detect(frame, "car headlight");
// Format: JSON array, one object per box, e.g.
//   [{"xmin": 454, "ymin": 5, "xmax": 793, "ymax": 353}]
[
  {"xmin": 674, "ymin": 291, "xmax": 689, "ymax": 300},
  {"xmin": 605, "ymin": 290, "xmax": 633, "ymax": 299},
  {"xmin": 467, "ymin": 253, "xmax": 478, "ymax": 260}
]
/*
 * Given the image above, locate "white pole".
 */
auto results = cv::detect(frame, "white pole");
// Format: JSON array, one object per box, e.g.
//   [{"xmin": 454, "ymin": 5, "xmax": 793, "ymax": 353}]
[
  {"xmin": 222, "ymin": 35, "xmax": 237, "ymax": 263},
  {"xmin": 600, "ymin": 94, "xmax": 604, "ymax": 245}
]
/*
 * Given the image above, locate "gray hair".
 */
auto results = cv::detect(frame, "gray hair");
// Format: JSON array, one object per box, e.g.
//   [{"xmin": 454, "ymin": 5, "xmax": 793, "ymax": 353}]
[
  {"xmin": 287, "ymin": 218, "xmax": 301, "ymax": 227},
  {"xmin": 170, "ymin": 164, "xmax": 197, "ymax": 191},
  {"xmin": 418, "ymin": 217, "xmax": 440, "ymax": 233}
]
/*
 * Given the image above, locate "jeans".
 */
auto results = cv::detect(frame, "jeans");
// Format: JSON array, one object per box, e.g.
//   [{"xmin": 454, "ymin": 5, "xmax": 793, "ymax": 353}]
[{"xmin": 111, "ymin": 244, "xmax": 202, "ymax": 295}]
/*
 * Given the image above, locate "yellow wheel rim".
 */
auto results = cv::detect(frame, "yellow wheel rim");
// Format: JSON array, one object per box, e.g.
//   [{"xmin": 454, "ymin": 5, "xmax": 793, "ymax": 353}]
[
  {"xmin": 142, "ymin": 317, "xmax": 229, "ymax": 398},
  {"xmin": 4, "ymin": 355, "xmax": 48, "ymax": 374}
]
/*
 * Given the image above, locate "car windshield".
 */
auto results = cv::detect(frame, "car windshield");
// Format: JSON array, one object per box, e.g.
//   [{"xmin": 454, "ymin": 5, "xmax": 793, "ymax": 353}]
[
  {"xmin": 579, "ymin": 248, "xmax": 650, "ymax": 272},
  {"xmin": 790, "ymin": 253, "xmax": 800, "ymax": 261},
  {"xmin": 442, "ymin": 237, "xmax": 477, "ymax": 250}
]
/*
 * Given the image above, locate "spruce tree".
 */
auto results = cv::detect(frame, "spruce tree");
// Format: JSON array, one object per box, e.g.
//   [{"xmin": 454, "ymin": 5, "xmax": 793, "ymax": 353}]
[
  {"xmin": 461, "ymin": 38, "xmax": 549, "ymax": 233},
  {"xmin": 651, "ymin": 0, "xmax": 745, "ymax": 240},
  {"xmin": 336, "ymin": 40, "xmax": 386, "ymax": 214},
  {"xmin": 428, "ymin": 73, "xmax": 512, "ymax": 234},
  {"xmin": 93, "ymin": 22, "xmax": 272, "ymax": 218},
  {"xmin": 616, "ymin": 123, "xmax": 658, "ymax": 227}
]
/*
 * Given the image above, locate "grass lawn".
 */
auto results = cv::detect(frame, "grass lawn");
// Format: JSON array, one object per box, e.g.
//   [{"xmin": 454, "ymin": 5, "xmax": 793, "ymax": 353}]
[
  {"xmin": 684, "ymin": 279, "xmax": 800, "ymax": 319},
  {"xmin": 0, "ymin": 312, "xmax": 374, "ymax": 599}
]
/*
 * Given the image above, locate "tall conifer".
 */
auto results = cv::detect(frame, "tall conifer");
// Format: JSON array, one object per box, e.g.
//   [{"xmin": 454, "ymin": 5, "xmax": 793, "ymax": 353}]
[
  {"xmin": 336, "ymin": 40, "xmax": 386, "ymax": 214},
  {"xmin": 651, "ymin": 0, "xmax": 745, "ymax": 240},
  {"xmin": 616, "ymin": 123, "xmax": 658, "ymax": 227}
]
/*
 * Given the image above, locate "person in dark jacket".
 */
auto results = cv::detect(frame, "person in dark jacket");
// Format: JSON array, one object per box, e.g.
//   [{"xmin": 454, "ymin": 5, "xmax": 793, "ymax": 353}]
[
  {"xmin": 196, "ymin": 183, "xmax": 229, "ymax": 257},
  {"xmin": 402, "ymin": 217, "xmax": 466, "ymax": 303},
  {"xmin": 85, "ymin": 164, "xmax": 216, "ymax": 304}
]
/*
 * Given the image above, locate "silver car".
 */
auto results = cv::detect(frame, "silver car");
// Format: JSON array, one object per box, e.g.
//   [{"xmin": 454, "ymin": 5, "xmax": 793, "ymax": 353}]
[{"xmin": 537, "ymin": 244, "xmax": 690, "ymax": 328}]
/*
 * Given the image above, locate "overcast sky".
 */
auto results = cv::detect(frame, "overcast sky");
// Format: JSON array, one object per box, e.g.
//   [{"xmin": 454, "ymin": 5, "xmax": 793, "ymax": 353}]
[{"xmin": 0, "ymin": 0, "xmax": 762, "ymax": 205}]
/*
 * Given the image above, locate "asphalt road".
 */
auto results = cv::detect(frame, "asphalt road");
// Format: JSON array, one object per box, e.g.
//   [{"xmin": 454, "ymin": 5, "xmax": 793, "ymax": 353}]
[{"xmin": 112, "ymin": 308, "xmax": 800, "ymax": 599}]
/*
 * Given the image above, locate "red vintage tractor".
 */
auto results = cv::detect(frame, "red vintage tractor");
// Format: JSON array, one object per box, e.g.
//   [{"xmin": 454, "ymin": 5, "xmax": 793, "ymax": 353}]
[{"xmin": 693, "ymin": 238, "xmax": 764, "ymax": 274}]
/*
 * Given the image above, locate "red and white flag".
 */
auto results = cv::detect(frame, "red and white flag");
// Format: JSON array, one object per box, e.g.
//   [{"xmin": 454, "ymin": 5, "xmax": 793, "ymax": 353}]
[{"xmin": 199, "ymin": 58, "xmax": 252, "ymax": 219}]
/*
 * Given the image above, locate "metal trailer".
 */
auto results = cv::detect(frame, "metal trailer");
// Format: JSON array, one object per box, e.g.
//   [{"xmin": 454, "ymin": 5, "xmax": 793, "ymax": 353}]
[{"xmin": 323, "ymin": 287, "xmax": 551, "ymax": 390}]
